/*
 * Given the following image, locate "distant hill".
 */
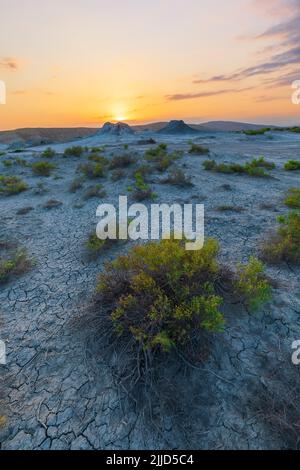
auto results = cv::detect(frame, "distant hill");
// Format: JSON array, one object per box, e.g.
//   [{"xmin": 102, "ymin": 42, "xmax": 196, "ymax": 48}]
[
  {"xmin": 133, "ymin": 120, "xmax": 275, "ymax": 133},
  {"xmin": 191, "ymin": 121, "xmax": 275, "ymax": 132},
  {"xmin": 157, "ymin": 120, "xmax": 198, "ymax": 135},
  {"xmin": 0, "ymin": 120, "xmax": 280, "ymax": 146},
  {"xmin": 0, "ymin": 127, "xmax": 96, "ymax": 146}
]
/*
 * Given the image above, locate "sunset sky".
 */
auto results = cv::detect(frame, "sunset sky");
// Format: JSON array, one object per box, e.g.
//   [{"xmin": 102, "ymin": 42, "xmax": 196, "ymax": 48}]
[{"xmin": 0, "ymin": 0, "xmax": 299, "ymax": 130}]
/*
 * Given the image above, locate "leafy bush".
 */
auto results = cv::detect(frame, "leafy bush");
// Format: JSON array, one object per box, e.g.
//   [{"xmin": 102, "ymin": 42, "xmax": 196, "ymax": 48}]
[
  {"xmin": 284, "ymin": 160, "xmax": 300, "ymax": 171},
  {"xmin": 86, "ymin": 232, "xmax": 107, "ymax": 252},
  {"xmin": 84, "ymin": 184, "xmax": 106, "ymax": 199},
  {"xmin": 88, "ymin": 153, "xmax": 109, "ymax": 165},
  {"xmin": 284, "ymin": 188, "xmax": 300, "ymax": 209},
  {"xmin": 163, "ymin": 168, "xmax": 193, "ymax": 187},
  {"xmin": 14, "ymin": 158, "xmax": 28, "ymax": 167},
  {"xmin": 261, "ymin": 211, "xmax": 300, "ymax": 264},
  {"xmin": 234, "ymin": 257, "xmax": 272, "ymax": 311},
  {"xmin": 98, "ymin": 238, "xmax": 224, "ymax": 352},
  {"xmin": 0, "ymin": 247, "xmax": 33, "ymax": 283},
  {"xmin": 243, "ymin": 128, "xmax": 270, "ymax": 136},
  {"xmin": 145, "ymin": 143, "xmax": 167, "ymax": 161},
  {"xmin": 3, "ymin": 159, "xmax": 13, "ymax": 167},
  {"xmin": 0, "ymin": 175, "xmax": 28, "ymax": 195},
  {"xmin": 188, "ymin": 143, "xmax": 209, "ymax": 155},
  {"xmin": 109, "ymin": 154, "xmax": 135, "ymax": 169},
  {"xmin": 203, "ymin": 157, "xmax": 273, "ymax": 177},
  {"xmin": 64, "ymin": 146, "xmax": 84, "ymax": 157},
  {"xmin": 154, "ymin": 155, "xmax": 174, "ymax": 172},
  {"xmin": 246, "ymin": 156, "xmax": 275, "ymax": 170},
  {"xmin": 134, "ymin": 164, "xmax": 153, "ymax": 179},
  {"xmin": 32, "ymin": 161, "xmax": 55, "ymax": 176},
  {"xmin": 3, "ymin": 158, "xmax": 28, "ymax": 168},
  {"xmin": 288, "ymin": 126, "xmax": 300, "ymax": 133},
  {"xmin": 245, "ymin": 166, "xmax": 268, "ymax": 177},
  {"xmin": 97, "ymin": 239, "xmax": 271, "ymax": 353},
  {"xmin": 78, "ymin": 162, "xmax": 104, "ymax": 178},
  {"xmin": 203, "ymin": 159, "xmax": 218, "ymax": 171},
  {"xmin": 129, "ymin": 172, "xmax": 157, "ymax": 201},
  {"xmin": 90, "ymin": 146, "xmax": 105, "ymax": 153},
  {"xmin": 41, "ymin": 147, "xmax": 56, "ymax": 158}
]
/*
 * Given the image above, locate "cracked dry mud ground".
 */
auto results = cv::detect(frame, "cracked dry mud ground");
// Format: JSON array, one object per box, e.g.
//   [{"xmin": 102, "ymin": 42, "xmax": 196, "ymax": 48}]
[{"xmin": 1, "ymin": 132, "xmax": 300, "ymax": 449}]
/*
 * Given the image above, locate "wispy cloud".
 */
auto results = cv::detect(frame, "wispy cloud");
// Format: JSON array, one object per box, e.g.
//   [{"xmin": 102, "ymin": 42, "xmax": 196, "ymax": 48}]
[
  {"xmin": 0, "ymin": 57, "xmax": 21, "ymax": 71},
  {"xmin": 166, "ymin": 87, "xmax": 253, "ymax": 101},
  {"xmin": 193, "ymin": 1, "xmax": 300, "ymax": 86}
]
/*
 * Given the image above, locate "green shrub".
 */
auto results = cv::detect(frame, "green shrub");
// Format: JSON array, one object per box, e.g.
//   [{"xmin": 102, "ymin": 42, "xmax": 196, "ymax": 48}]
[
  {"xmin": 203, "ymin": 159, "xmax": 217, "ymax": 171},
  {"xmin": 284, "ymin": 160, "xmax": 300, "ymax": 171},
  {"xmin": 97, "ymin": 239, "xmax": 271, "ymax": 353},
  {"xmin": 248, "ymin": 156, "xmax": 275, "ymax": 170},
  {"xmin": 64, "ymin": 146, "xmax": 84, "ymax": 157},
  {"xmin": 145, "ymin": 143, "xmax": 168, "ymax": 161},
  {"xmin": 234, "ymin": 257, "xmax": 272, "ymax": 311},
  {"xmin": 84, "ymin": 184, "xmax": 106, "ymax": 199},
  {"xmin": 289, "ymin": 127, "xmax": 300, "ymax": 133},
  {"xmin": 109, "ymin": 154, "xmax": 135, "ymax": 169},
  {"xmin": 134, "ymin": 164, "xmax": 153, "ymax": 179},
  {"xmin": 78, "ymin": 162, "xmax": 104, "ymax": 178},
  {"xmin": 0, "ymin": 175, "xmax": 28, "ymax": 195},
  {"xmin": 32, "ymin": 161, "xmax": 55, "ymax": 176},
  {"xmin": 14, "ymin": 158, "xmax": 28, "ymax": 167},
  {"xmin": 284, "ymin": 188, "xmax": 300, "ymax": 209},
  {"xmin": 243, "ymin": 128, "xmax": 270, "ymax": 136},
  {"xmin": 90, "ymin": 146, "xmax": 105, "ymax": 153},
  {"xmin": 261, "ymin": 211, "xmax": 300, "ymax": 264},
  {"xmin": 129, "ymin": 172, "xmax": 157, "ymax": 201},
  {"xmin": 97, "ymin": 238, "xmax": 224, "ymax": 352},
  {"xmin": 0, "ymin": 248, "xmax": 33, "ymax": 283},
  {"xmin": 3, "ymin": 158, "xmax": 28, "ymax": 168},
  {"xmin": 41, "ymin": 147, "xmax": 56, "ymax": 158},
  {"xmin": 86, "ymin": 232, "xmax": 107, "ymax": 252},
  {"xmin": 188, "ymin": 143, "xmax": 209, "ymax": 155},
  {"xmin": 164, "ymin": 168, "xmax": 193, "ymax": 187},
  {"xmin": 88, "ymin": 153, "xmax": 109, "ymax": 165},
  {"xmin": 2, "ymin": 160, "xmax": 13, "ymax": 167},
  {"xmin": 245, "ymin": 166, "xmax": 268, "ymax": 177},
  {"xmin": 203, "ymin": 157, "xmax": 273, "ymax": 177},
  {"xmin": 154, "ymin": 155, "xmax": 174, "ymax": 172}
]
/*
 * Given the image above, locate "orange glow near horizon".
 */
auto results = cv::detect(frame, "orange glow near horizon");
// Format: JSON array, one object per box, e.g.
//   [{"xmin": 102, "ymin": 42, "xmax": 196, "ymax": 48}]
[{"xmin": 0, "ymin": 0, "xmax": 299, "ymax": 130}]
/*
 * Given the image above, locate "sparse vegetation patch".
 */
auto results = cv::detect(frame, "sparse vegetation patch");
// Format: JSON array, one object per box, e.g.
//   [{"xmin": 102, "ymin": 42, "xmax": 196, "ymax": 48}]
[{"xmin": 0, "ymin": 175, "xmax": 28, "ymax": 195}]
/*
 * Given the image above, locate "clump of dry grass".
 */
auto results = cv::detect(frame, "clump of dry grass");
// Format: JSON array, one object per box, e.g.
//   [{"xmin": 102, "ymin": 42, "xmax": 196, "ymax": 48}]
[{"xmin": 0, "ymin": 243, "xmax": 34, "ymax": 283}]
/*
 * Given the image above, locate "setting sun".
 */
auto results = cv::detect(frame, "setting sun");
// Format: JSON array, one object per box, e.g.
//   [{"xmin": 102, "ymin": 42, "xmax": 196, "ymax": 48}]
[{"xmin": 114, "ymin": 116, "xmax": 126, "ymax": 122}]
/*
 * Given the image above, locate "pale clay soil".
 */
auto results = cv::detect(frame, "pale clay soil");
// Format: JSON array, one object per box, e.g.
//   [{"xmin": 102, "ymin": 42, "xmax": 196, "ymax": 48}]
[{"xmin": 0, "ymin": 130, "xmax": 300, "ymax": 450}]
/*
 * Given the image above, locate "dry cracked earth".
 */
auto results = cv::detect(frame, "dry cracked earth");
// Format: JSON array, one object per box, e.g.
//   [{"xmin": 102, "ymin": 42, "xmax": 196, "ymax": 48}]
[{"xmin": 0, "ymin": 131, "xmax": 300, "ymax": 450}]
